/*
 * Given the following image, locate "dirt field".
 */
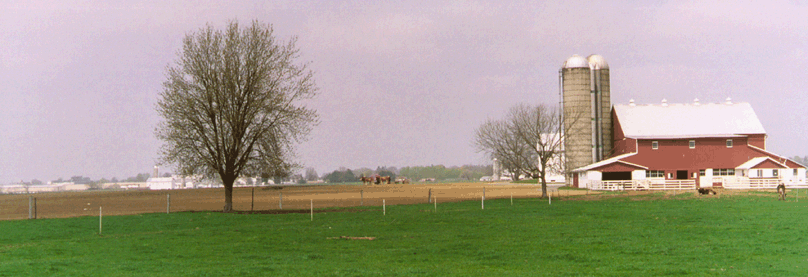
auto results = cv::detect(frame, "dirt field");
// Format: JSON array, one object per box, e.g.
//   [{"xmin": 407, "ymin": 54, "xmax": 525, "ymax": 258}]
[{"xmin": 0, "ymin": 182, "xmax": 589, "ymax": 220}]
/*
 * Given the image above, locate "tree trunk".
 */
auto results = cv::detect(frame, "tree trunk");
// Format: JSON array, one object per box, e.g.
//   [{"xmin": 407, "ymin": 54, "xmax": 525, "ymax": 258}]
[
  {"xmin": 223, "ymin": 177, "xmax": 234, "ymax": 212},
  {"xmin": 540, "ymin": 167, "xmax": 548, "ymax": 198}
]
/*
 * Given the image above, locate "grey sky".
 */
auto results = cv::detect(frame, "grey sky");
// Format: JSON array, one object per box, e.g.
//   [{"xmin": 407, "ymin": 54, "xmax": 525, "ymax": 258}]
[{"xmin": 2, "ymin": 1, "xmax": 807, "ymax": 183}]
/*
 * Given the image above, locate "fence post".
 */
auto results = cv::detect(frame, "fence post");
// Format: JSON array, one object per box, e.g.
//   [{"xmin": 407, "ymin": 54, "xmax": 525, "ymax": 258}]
[
  {"xmin": 34, "ymin": 198, "xmax": 37, "ymax": 219},
  {"xmin": 28, "ymin": 196, "xmax": 32, "ymax": 219},
  {"xmin": 166, "ymin": 194, "xmax": 170, "ymax": 214},
  {"xmin": 360, "ymin": 190, "xmax": 363, "ymax": 206},
  {"xmin": 99, "ymin": 206, "xmax": 103, "ymax": 235},
  {"xmin": 383, "ymin": 199, "xmax": 386, "ymax": 216},
  {"xmin": 279, "ymin": 192, "xmax": 283, "ymax": 209},
  {"xmin": 428, "ymin": 189, "xmax": 432, "ymax": 204},
  {"xmin": 481, "ymin": 187, "xmax": 485, "ymax": 210},
  {"xmin": 310, "ymin": 199, "xmax": 313, "ymax": 221},
  {"xmin": 251, "ymin": 187, "xmax": 255, "ymax": 212}
]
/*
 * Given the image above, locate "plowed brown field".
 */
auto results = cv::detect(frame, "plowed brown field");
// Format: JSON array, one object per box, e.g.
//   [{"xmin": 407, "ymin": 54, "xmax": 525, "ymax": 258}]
[{"xmin": 0, "ymin": 182, "xmax": 586, "ymax": 220}]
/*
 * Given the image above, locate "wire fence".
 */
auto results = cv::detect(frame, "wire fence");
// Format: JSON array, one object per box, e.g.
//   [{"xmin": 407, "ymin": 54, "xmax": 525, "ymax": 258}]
[{"xmin": 0, "ymin": 183, "xmax": 563, "ymax": 220}]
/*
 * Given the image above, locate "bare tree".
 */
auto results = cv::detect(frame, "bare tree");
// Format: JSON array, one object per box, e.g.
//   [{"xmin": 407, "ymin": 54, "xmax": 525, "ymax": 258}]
[
  {"xmin": 474, "ymin": 118, "xmax": 534, "ymax": 181},
  {"xmin": 304, "ymin": 167, "xmax": 319, "ymax": 181},
  {"xmin": 509, "ymin": 104, "xmax": 579, "ymax": 198},
  {"xmin": 155, "ymin": 20, "xmax": 318, "ymax": 212}
]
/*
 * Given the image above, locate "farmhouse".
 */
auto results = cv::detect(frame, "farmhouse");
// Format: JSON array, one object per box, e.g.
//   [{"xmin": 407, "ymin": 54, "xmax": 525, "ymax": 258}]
[{"xmin": 571, "ymin": 98, "xmax": 806, "ymax": 190}]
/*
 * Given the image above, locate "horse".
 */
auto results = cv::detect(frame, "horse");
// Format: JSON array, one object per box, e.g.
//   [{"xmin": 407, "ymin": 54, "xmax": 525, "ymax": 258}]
[
  {"xmin": 380, "ymin": 176, "xmax": 391, "ymax": 184},
  {"xmin": 777, "ymin": 183, "xmax": 786, "ymax": 201},
  {"xmin": 359, "ymin": 175, "xmax": 373, "ymax": 185}
]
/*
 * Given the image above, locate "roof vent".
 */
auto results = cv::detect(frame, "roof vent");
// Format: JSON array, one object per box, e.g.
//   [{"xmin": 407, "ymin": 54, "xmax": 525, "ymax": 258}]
[
  {"xmin": 694, "ymin": 98, "xmax": 700, "ymax": 106},
  {"xmin": 725, "ymin": 97, "xmax": 732, "ymax": 105},
  {"xmin": 661, "ymin": 98, "xmax": 668, "ymax": 107},
  {"xmin": 629, "ymin": 99, "xmax": 635, "ymax": 106}
]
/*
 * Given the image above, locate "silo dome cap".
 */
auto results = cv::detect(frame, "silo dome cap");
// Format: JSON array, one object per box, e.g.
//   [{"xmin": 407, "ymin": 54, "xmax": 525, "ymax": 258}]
[
  {"xmin": 587, "ymin": 54, "xmax": 609, "ymax": 70},
  {"xmin": 562, "ymin": 54, "xmax": 590, "ymax": 69}
]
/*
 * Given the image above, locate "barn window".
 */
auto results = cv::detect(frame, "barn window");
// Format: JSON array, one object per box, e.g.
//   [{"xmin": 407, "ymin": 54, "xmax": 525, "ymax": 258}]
[
  {"xmin": 726, "ymin": 139, "xmax": 733, "ymax": 148},
  {"xmin": 667, "ymin": 173, "xmax": 673, "ymax": 179},
  {"xmin": 794, "ymin": 169, "xmax": 798, "ymax": 176},
  {"xmin": 689, "ymin": 140, "xmax": 695, "ymax": 149},
  {"xmin": 699, "ymin": 169, "xmax": 705, "ymax": 176},
  {"xmin": 756, "ymin": 169, "xmax": 762, "ymax": 177},
  {"xmin": 773, "ymin": 169, "xmax": 779, "ymax": 177},
  {"xmin": 652, "ymin": 141, "xmax": 658, "ymax": 150},
  {"xmin": 714, "ymin": 168, "xmax": 735, "ymax": 176},
  {"xmin": 692, "ymin": 172, "xmax": 697, "ymax": 178},
  {"xmin": 646, "ymin": 170, "xmax": 664, "ymax": 178}
]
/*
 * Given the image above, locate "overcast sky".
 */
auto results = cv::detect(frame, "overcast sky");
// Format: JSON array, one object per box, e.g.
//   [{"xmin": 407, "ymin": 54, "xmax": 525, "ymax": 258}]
[{"xmin": 2, "ymin": 0, "xmax": 808, "ymax": 183}]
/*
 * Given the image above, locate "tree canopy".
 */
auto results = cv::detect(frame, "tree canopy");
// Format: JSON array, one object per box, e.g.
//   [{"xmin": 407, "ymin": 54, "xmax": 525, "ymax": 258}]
[{"xmin": 155, "ymin": 20, "xmax": 318, "ymax": 212}]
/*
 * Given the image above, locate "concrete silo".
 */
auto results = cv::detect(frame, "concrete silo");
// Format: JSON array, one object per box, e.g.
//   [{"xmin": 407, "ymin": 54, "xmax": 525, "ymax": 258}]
[{"xmin": 560, "ymin": 54, "xmax": 611, "ymax": 184}]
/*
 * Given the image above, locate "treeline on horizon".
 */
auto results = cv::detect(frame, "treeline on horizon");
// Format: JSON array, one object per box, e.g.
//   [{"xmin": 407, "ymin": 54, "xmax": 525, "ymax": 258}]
[{"xmin": 322, "ymin": 164, "xmax": 493, "ymax": 183}]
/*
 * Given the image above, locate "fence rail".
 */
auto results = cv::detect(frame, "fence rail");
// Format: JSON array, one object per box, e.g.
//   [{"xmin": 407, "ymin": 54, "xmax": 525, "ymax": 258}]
[
  {"xmin": 589, "ymin": 179, "xmax": 696, "ymax": 191},
  {"xmin": 719, "ymin": 177, "xmax": 808, "ymax": 189},
  {"xmin": 590, "ymin": 177, "xmax": 808, "ymax": 191}
]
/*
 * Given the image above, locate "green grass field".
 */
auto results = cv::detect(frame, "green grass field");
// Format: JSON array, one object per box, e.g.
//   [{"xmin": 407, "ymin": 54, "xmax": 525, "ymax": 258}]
[{"xmin": 1, "ymin": 191, "xmax": 807, "ymax": 276}]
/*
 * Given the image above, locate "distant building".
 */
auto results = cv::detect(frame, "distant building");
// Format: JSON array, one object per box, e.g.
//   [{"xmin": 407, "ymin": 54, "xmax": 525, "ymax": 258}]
[
  {"xmin": 146, "ymin": 177, "xmax": 173, "ymax": 190},
  {"xmin": 0, "ymin": 184, "xmax": 27, "ymax": 194},
  {"xmin": 146, "ymin": 175, "xmax": 218, "ymax": 190}
]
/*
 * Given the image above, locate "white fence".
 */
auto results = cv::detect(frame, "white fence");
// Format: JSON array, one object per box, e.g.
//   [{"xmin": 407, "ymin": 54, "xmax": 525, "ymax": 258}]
[
  {"xmin": 588, "ymin": 179, "xmax": 696, "ymax": 191},
  {"xmin": 589, "ymin": 178, "xmax": 808, "ymax": 191},
  {"xmin": 718, "ymin": 177, "xmax": 808, "ymax": 189}
]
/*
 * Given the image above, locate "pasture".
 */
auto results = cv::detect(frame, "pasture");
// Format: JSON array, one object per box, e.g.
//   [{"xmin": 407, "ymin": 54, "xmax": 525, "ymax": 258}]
[{"xmin": 1, "ymin": 189, "xmax": 807, "ymax": 276}]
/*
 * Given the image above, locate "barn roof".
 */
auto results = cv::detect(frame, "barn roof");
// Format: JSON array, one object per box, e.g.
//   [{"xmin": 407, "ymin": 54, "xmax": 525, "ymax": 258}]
[
  {"xmin": 614, "ymin": 102, "xmax": 766, "ymax": 139},
  {"xmin": 572, "ymin": 152, "xmax": 645, "ymax": 172},
  {"xmin": 736, "ymin": 157, "xmax": 788, "ymax": 169}
]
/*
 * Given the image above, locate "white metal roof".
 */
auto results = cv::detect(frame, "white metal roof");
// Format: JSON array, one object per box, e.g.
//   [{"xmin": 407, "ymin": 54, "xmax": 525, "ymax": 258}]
[
  {"xmin": 572, "ymin": 152, "xmax": 645, "ymax": 172},
  {"xmin": 562, "ymin": 54, "xmax": 590, "ymax": 69},
  {"xmin": 586, "ymin": 54, "xmax": 609, "ymax": 70},
  {"xmin": 736, "ymin": 157, "xmax": 788, "ymax": 169},
  {"xmin": 614, "ymin": 102, "xmax": 766, "ymax": 139}
]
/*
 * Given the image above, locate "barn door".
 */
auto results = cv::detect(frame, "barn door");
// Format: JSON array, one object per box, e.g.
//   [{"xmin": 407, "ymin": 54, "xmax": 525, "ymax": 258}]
[{"xmin": 676, "ymin": 170, "xmax": 688, "ymax": 180}]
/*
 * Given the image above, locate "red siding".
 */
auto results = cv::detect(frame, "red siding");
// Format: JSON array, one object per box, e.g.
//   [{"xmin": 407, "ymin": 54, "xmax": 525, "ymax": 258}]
[
  {"xmin": 612, "ymin": 138, "xmax": 637, "ymax": 157},
  {"xmin": 612, "ymin": 109, "xmax": 625, "ymax": 142},
  {"xmin": 610, "ymin": 110, "xmax": 636, "ymax": 157},
  {"xmin": 785, "ymin": 160, "xmax": 804, "ymax": 168},
  {"xmin": 752, "ymin": 159, "xmax": 787, "ymax": 169},
  {"xmin": 621, "ymin": 137, "xmax": 771, "ymax": 170},
  {"xmin": 593, "ymin": 162, "xmax": 644, "ymax": 172},
  {"xmin": 745, "ymin": 134, "xmax": 766, "ymax": 149}
]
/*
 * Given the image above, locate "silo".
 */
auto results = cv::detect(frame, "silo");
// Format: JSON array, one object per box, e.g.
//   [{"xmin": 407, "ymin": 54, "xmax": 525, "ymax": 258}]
[
  {"xmin": 587, "ymin": 54, "xmax": 611, "ymax": 160},
  {"xmin": 561, "ymin": 55, "xmax": 593, "ymax": 178},
  {"xmin": 561, "ymin": 54, "xmax": 612, "ymax": 184}
]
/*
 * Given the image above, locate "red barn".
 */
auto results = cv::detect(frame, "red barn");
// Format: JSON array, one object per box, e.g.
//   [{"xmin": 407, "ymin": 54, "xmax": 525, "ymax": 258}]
[{"xmin": 572, "ymin": 98, "xmax": 806, "ymax": 190}]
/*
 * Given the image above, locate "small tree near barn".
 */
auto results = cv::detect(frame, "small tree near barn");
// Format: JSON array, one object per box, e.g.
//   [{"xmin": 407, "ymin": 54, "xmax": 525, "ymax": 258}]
[
  {"xmin": 474, "ymin": 117, "xmax": 534, "ymax": 181},
  {"xmin": 474, "ymin": 103, "xmax": 578, "ymax": 198},
  {"xmin": 155, "ymin": 20, "xmax": 318, "ymax": 212},
  {"xmin": 509, "ymin": 104, "xmax": 578, "ymax": 198}
]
